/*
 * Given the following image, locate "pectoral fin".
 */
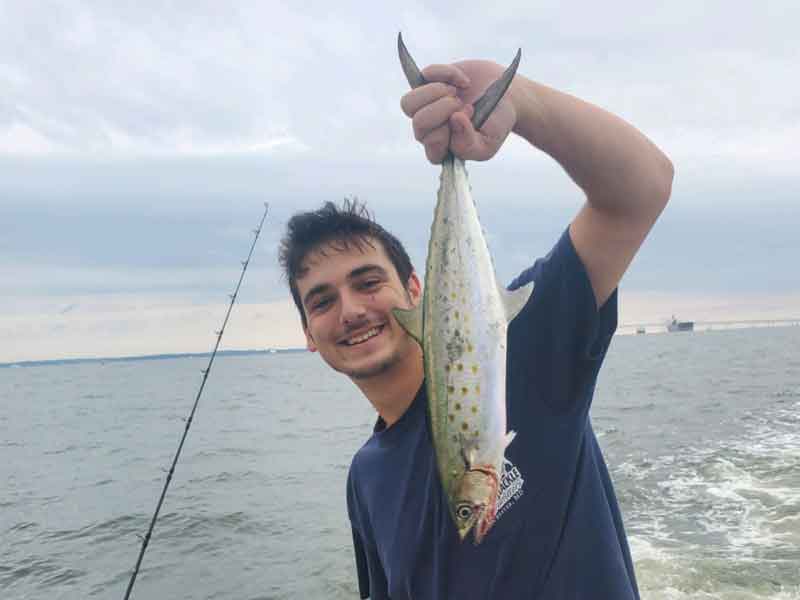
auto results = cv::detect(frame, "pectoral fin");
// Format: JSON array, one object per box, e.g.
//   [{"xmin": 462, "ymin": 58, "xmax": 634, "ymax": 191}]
[
  {"xmin": 392, "ymin": 304, "xmax": 423, "ymax": 345},
  {"xmin": 459, "ymin": 432, "xmax": 478, "ymax": 469},
  {"xmin": 500, "ymin": 280, "xmax": 533, "ymax": 323}
]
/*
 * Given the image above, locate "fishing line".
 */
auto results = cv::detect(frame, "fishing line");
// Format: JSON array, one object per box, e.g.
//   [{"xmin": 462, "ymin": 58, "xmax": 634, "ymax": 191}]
[{"xmin": 123, "ymin": 202, "xmax": 269, "ymax": 600}]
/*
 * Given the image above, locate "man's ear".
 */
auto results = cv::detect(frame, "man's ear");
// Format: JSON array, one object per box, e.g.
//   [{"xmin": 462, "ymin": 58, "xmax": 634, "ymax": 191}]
[
  {"xmin": 304, "ymin": 327, "xmax": 317, "ymax": 353},
  {"xmin": 406, "ymin": 271, "xmax": 422, "ymax": 307}
]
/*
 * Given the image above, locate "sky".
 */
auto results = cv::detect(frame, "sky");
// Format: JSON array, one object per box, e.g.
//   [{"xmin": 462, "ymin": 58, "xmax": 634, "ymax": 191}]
[{"xmin": 2, "ymin": 1, "xmax": 799, "ymax": 362}]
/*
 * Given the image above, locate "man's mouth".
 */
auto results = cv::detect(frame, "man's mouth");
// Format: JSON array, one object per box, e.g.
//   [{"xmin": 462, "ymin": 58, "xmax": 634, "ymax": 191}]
[{"xmin": 342, "ymin": 325, "xmax": 384, "ymax": 346}]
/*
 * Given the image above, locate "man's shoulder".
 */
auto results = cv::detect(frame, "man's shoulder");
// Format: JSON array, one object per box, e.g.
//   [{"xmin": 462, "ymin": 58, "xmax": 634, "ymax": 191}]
[
  {"xmin": 348, "ymin": 434, "xmax": 379, "ymax": 481},
  {"xmin": 349, "ymin": 395, "xmax": 432, "ymax": 496}
]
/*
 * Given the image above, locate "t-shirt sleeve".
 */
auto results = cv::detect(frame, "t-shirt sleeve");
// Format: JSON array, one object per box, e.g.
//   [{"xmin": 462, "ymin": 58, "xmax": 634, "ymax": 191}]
[
  {"xmin": 347, "ymin": 462, "xmax": 390, "ymax": 599},
  {"xmin": 506, "ymin": 227, "xmax": 618, "ymax": 414}
]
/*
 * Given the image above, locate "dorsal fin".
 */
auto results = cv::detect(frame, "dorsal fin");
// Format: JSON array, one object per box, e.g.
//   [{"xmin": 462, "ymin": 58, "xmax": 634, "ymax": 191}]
[{"xmin": 499, "ymin": 279, "xmax": 534, "ymax": 322}]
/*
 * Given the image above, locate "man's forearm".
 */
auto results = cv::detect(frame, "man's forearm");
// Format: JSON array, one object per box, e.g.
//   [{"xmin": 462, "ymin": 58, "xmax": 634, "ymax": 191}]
[{"xmin": 509, "ymin": 76, "xmax": 673, "ymax": 219}]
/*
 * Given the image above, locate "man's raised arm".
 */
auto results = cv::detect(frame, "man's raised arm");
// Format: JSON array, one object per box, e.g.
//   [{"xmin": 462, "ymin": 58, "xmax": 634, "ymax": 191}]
[
  {"xmin": 510, "ymin": 76, "xmax": 674, "ymax": 307},
  {"xmin": 401, "ymin": 60, "xmax": 674, "ymax": 307}
]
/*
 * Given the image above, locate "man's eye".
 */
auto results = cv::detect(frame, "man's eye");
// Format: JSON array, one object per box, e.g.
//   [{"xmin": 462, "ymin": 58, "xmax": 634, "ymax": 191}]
[
  {"xmin": 312, "ymin": 297, "xmax": 332, "ymax": 311},
  {"xmin": 359, "ymin": 279, "xmax": 380, "ymax": 290}
]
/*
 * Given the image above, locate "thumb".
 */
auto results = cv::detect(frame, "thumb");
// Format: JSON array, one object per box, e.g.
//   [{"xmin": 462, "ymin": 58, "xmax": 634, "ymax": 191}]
[
  {"xmin": 451, "ymin": 104, "xmax": 474, "ymax": 133},
  {"xmin": 449, "ymin": 108, "xmax": 480, "ymax": 157}
]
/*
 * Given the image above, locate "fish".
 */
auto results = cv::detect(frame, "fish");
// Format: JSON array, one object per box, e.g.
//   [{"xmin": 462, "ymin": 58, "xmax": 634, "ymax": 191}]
[{"xmin": 394, "ymin": 34, "xmax": 533, "ymax": 545}]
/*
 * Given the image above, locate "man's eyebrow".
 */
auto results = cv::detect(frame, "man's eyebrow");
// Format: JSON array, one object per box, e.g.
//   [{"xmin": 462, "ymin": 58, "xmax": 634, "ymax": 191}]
[
  {"xmin": 302, "ymin": 283, "xmax": 332, "ymax": 308},
  {"xmin": 348, "ymin": 265, "xmax": 388, "ymax": 280}
]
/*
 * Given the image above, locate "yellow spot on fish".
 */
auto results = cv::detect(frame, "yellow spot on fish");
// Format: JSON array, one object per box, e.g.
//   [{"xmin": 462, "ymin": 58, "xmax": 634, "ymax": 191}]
[
  {"xmin": 448, "ymin": 414, "xmax": 454, "ymax": 422},
  {"xmin": 457, "ymin": 363, "xmax": 463, "ymax": 371},
  {"xmin": 450, "ymin": 292, "xmax": 456, "ymax": 300},
  {"xmin": 461, "ymin": 422, "xmax": 469, "ymax": 431},
  {"xmin": 455, "ymin": 402, "xmax": 462, "ymax": 411},
  {"xmin": 471, "ymin": 364, "xmax": 478, "ymax": 374},
  {"xmin": 473, "ymin": 431, "xmax": 480, "ymax": 438},
  {"xmin": 447, "ymin": 385, "xmax": 454, "ymax": 394},
  {"xmin": 471, "ymin": 405, "xmax": 478, "ymax": 414},
  {"xmin": 461, "ymin": 387, "xmax": 468, "ymax": 396},
  {"xmin": 454, "ymin": 310, "xmax": 460, "ymax": 320},
  {"xmin": 467, "ymin": 343, "xmax": 473, "ymax": 353},
  {"xmin": 475, "ymin": 384, "xmax": 481, "ymax": 394}
]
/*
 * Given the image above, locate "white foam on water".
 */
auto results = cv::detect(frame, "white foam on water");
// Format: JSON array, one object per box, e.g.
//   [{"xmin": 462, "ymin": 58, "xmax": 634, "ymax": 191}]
[
  {"xmin": 641, "ymin": 587, "xmax": 800, "ymax": 600},
  {"xmin": 625, "ymin": 392, "xmax": 800, "ymax": 597},
  {"xmin": 632, "ymin": 535, "xmax": 800, "ymax": 600}
]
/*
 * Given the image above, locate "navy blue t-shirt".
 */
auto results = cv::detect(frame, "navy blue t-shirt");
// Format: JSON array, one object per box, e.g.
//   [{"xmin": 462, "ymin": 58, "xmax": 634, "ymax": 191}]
[{"xmin": 346, "ymin": 229, "xmax": 639, "ymax": 599}]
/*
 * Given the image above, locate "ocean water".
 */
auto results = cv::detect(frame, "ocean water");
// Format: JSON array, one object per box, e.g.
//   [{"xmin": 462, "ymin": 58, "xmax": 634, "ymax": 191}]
[{"xmin": 1, "ymin": 326, "xmax": 799, "ymax": 599}]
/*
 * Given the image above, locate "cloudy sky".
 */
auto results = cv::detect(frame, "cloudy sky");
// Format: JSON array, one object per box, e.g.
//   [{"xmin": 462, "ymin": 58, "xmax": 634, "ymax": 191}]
[{"xmin": 2, "ymin": 1, "xmax": 799, "ymax": 362}]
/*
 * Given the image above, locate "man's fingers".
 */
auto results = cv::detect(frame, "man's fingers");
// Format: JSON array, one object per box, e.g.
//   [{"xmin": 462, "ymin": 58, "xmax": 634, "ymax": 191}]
[
  {"xmin": 412, "ymin": 95, "xmax": 463, "ymax": 142},
  {"xmin": 421, "ymin": 125, "xmax": 450, "ymax": 164},
  {"xmin": 448, "ymin": 110, "xmax": 479, "ymax": 156},
  {"xmin": 420, "ymin": 64, "xmax": 471, "ymax": 89},
  {"xmin": 449, "ymin": 109, "xmax": 499, "ymax": 161},
  {"xmin": 400, "ymin": 82, "xmax": 457, "ymax": 118}
]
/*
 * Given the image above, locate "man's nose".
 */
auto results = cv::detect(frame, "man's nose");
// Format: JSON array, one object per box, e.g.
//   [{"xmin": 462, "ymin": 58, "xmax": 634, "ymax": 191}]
[{"xmin": 339, "ymin": 289, "xmax": 367, "ymax": 325}]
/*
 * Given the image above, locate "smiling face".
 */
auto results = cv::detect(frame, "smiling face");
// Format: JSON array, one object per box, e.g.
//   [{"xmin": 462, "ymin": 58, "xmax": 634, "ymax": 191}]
[{"xmin": 296, "ymin": 237, "xmax": 421, "ymax": 381}]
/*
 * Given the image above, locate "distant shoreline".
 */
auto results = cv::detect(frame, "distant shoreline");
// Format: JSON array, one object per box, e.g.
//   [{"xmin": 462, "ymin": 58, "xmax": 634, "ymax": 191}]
[
  {"xmin": 0, "ymin": 348, "xmax": 308, "ymax": 369},
  {"xmin": 5, "ymin": 319, "xmax": 799, "ymax": 368}
]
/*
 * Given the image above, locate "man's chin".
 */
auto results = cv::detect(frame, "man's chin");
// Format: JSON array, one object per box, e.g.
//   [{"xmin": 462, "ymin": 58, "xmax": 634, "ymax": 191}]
[
  {"xmin": 343, "ymin": 358, "xmax": 396, "ymax": 380},
  {"xmin": 334, "ymin": 351, "xmax": 401, "ymax": 381},
  {"xmin": 323, "ymin": 335, "xmax": 417, "ymax": 381}
]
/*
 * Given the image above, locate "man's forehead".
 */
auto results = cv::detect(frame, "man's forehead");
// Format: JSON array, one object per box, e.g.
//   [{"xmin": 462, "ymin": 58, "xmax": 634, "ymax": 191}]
[{"xmin": 300, "ymin": 237, "xmax": 385, "ymax": 271}]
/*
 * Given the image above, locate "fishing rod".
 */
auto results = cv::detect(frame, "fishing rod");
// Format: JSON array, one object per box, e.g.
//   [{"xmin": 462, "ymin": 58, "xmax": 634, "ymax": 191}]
[{"xmin": 123, "ymin": 202, "xmax": 270, "ymax": 600}]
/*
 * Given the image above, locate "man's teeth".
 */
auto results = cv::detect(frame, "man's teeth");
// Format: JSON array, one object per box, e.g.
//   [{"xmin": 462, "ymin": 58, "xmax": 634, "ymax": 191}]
[{"xmin": 347, "ymin": 327, "xmax": 380, "ymax": 345}]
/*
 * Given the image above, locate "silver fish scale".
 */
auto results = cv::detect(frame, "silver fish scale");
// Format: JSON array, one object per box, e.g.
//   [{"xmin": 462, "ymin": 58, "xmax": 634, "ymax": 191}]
[{"xmin": 423, "ymin": 156, "xmax": 510, "ymax": 498}]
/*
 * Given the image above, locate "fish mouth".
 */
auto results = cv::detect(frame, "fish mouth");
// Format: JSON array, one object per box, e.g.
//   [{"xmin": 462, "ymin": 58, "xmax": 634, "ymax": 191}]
[{"xmin": 339, "ymin": 324, "xmax": 385, "ymax": 346}]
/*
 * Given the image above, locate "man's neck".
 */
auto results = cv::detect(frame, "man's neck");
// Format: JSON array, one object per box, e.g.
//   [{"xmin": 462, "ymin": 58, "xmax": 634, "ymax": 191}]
[{"xmin": 354, "ymin": 345, "xmax": 424, "ymax": 428}]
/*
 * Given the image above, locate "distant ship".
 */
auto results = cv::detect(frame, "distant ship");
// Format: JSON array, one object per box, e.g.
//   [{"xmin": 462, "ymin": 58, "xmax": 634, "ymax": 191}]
[{"xmin": 667, "ymin": 316, "xmax": 694, "ymax": 332}]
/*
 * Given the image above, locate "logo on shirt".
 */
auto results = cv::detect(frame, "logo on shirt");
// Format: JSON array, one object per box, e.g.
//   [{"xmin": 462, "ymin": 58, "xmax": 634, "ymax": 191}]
[{"xmin": 495, "ymin": 457, "xmax": 525, "ymax": 520}]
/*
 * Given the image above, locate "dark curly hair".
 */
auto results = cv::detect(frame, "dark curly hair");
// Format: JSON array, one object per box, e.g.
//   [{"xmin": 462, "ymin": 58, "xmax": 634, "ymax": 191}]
[{"xmin": 279, "ymin": 198, "xmax": 414, "ymax": 329}]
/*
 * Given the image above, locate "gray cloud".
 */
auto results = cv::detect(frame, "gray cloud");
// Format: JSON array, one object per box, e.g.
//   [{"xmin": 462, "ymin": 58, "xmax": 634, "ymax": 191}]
[
  {"xmin": 3, "ymin": 2, "xmax": 798, "ymax": 160},
  {"xmin": 1, "ymin": 2, "xmax": 799, "ymax": 359}
]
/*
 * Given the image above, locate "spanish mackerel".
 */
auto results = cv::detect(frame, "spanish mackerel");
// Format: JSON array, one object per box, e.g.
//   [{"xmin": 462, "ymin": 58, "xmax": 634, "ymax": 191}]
[{"xmin": 394, "ymin": 35, "xmax": 533, "ymax": 545}]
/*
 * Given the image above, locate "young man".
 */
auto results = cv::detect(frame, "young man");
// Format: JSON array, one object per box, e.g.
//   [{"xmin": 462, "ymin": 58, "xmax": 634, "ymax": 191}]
[{"xmin": 279, "ymin": 57, "xmax": 673, "ymax": 599}]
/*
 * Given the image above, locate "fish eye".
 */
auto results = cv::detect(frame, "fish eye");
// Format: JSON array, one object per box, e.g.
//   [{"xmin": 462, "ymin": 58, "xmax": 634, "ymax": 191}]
[{"xmin": 456, "ymin": 504, "xmax": 473, "ymax": 521}]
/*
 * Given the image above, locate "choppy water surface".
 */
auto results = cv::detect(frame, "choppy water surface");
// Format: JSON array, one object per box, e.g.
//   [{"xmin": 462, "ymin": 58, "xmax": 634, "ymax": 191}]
[{"xmin": 2, "ymin": 326, "xmax": 799, "ymax": 599}]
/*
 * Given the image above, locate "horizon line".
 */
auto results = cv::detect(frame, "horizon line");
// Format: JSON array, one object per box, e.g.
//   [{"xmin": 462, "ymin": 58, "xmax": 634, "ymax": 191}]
[{"xmin": 0, "ymin": 347, "xmax": 308, "ymax": 369}]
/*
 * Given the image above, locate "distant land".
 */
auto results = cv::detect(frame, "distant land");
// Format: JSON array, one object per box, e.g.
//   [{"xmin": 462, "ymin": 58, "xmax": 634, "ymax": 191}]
[
  {"xmin": 0, "ymin": 348, "xmax": 308, "ymax": 369},
  {"xmin": 4, "ymin": 319, "xmax": 799, "ymax": 368}
]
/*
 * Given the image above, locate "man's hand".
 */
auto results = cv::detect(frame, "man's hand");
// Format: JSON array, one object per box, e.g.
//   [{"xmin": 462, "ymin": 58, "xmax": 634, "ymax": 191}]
[{"xmin": 400, "ymin": 60, "xmax": 519, "ymax": 164}]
